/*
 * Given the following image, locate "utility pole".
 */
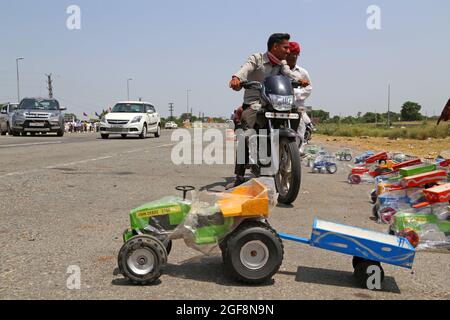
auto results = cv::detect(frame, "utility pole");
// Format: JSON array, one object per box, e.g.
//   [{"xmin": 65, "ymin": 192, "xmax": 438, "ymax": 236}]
[
  {"xmin": 187, "ymin": 89, "xmax": 191, "ymax": 115},
  {"xmin": 169, "ymin": 103, "xmax": 174, "ymax": 120},
  {"xmin": 46, "ymin": 73, "xmax": 53, "ymax": 98},
  {"xmin": 16, "ymin": 57, "xmax": 24, "ymax": 103},
  {"xmin": 375, "ymin": 109, "xmax": 377, "ymax": 125},
  {"xmin": 127, "ymin": 78, "xmax": 133, "ymax": 101}
]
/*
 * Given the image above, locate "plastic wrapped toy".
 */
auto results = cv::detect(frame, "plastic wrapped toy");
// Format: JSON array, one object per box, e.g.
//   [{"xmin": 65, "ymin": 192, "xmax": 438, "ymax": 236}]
[{"xmin": 117, "ymin": 178, "xmax": 285, "ymax": 285}]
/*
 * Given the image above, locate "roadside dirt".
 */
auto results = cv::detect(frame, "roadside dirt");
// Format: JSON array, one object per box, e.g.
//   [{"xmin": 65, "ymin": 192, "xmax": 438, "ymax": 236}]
[{"xmin": 314, "ymin": 135, "xmax": 450, "ymax": 158}]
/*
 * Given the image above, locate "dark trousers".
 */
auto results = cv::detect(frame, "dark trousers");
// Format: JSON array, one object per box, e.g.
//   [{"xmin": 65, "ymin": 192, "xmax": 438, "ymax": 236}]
[{"xmin": 234, "ymin": 104, "xmax": 262, "ymax": 176}]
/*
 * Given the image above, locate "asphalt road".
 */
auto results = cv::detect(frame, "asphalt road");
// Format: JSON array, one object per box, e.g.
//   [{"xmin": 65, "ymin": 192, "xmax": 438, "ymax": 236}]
[{"xmin": 0, "ymin": 131, "xmax": 449, "ymax": 300}]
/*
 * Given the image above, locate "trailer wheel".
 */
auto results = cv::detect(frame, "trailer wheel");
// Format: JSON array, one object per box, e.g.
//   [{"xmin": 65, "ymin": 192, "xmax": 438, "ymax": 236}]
[
  {"xmin": 223, "ymin": 221, "xmax": 284, "ymax": 284},
  {"xmin": 348, "ymin": 174, "xmax": 362, "ymax": 185},
  {"xmin": 117, "ymin": 235, "xmax": 167, "ymax": 285},
  {"xmin": 372, "ymin": 204, "xmax": 380, "ymax": 219},
  {"xmin": 353, "ymin": 260, "xmax": 385, "ymax": 289},
  {"xmin": 370, "ymin": 189, "xmax": 378, "ymax": 204}
]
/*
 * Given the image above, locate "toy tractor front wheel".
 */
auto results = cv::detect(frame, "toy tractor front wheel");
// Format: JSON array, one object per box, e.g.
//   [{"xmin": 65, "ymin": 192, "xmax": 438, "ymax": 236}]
[
  {"xmin": 117, "ymin": 235, "xmax": 168, "ymax": 285},
  {"xmin": 222, "ymin": 221, "xmax": 284, "ymax": 284}
]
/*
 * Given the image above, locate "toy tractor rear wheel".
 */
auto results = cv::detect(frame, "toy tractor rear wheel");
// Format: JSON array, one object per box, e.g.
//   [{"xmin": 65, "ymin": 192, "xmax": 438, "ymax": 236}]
[
  {"xmin": 353, "ymin": 259, "xmax": 385, "ymax": 289},
  {"xmin": 327, "ymin": 164, "xmax": 337, "ymax": 174},
  {"xmin": 222, "ymin": 221, "xmax": 284, "ymax": 284},
  {"xmin": 117, "ymin": 235, "xmax": 167, "ymax": 285}
]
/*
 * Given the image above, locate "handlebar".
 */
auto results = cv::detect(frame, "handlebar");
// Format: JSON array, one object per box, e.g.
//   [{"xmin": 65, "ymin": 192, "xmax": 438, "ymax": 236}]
[
  {"xmin": 240, "ymin": 80, "xmax": 304, "ymax": 90},
  {"xmin": 239, "ymin": 81, "xmax": 262, "ymax": 90}
]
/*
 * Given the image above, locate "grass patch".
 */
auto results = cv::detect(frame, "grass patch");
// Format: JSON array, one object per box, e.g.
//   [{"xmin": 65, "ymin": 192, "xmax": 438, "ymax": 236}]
[{"xmin": 317, "ymin": 122, "xmax": 449, "ymax": 140}]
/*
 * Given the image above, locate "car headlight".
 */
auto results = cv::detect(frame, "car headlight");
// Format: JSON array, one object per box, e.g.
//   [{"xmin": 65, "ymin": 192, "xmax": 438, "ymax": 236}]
[
  {"xmin": 100, "ymin": 116, "xmax": 106, "ymax": 123},
  {"xmin": 131, "ymin": 116, "xmax": 142, "ymax": 123},
  {"xmin": 14, "ymin": 112, "xmax": 25, "ymax": 119},
  {"xmin": 269, "ymin": 94, "xmax": 294, "ymax": 111}
]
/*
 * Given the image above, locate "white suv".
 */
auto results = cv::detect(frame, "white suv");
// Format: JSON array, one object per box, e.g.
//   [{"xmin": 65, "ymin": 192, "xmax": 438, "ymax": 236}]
[{"xmin": 99, "ymin": 101, "xmax": 161, "ymax": 139}]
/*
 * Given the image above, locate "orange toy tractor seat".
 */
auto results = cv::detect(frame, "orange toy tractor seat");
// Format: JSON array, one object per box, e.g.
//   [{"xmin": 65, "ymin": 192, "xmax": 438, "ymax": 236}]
[{"xmin": 217, "ymin": 179, "xmax": 270, "ymax": 218}]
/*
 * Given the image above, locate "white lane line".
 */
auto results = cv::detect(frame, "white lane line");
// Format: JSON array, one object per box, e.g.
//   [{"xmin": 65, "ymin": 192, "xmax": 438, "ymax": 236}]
[
  {"xmin": 0, "ymin": 143, "xmax": 175, "ymax": 179},
  {"xmin": 0, "ymin": 141, "xmax": 64, "ymax": 148}
]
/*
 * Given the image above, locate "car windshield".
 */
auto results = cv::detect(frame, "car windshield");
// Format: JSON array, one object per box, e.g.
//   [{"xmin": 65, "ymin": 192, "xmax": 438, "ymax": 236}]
[
  {"xmin": 112, "ymin": 103, "xmax": 144, "ymax": 113},
  {"xmin": 19, "ymin": 99, "xmax": 59, "ymax": 110}
]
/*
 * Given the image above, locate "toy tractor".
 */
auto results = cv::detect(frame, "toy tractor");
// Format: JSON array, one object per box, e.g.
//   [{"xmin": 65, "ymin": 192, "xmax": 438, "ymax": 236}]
[
  {"xmin": 336, "ymin": 148, "xmax": 353, "ymax": 162},
  {"xmin": 116, "ymin": 179, "xmax": 284, "ymax": 285},
  {"xmin": 312, "ymin": 155, "xmax": 338, "ymax": 174}
]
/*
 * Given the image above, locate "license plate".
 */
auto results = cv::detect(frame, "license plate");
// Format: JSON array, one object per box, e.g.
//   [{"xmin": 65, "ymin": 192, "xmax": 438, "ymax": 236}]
[{"xmin": 29, "ymin": 123, "xmax": 45, "ymax": 127}]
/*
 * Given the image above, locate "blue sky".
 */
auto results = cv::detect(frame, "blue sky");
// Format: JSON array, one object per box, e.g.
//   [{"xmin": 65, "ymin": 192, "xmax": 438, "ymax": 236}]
[{"xmin": 0, "ymin": 0, "xmax": 449, "ymax": 118}]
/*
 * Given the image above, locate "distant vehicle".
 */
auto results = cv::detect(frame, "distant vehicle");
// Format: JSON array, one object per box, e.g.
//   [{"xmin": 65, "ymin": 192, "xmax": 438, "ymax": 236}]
[
  {"xmin": 0, "ymin": 102, "xmax": 19, "ymax": 135},
  {"xmin": 99, "ymin": 101, "xmax": 161, "ymax": 139},
  {"xmin": 164, "ymin": 121, "xmax": 178, "ymax": 129},
  {"xmin": 11, "ymin": 98, "xmax": 66, "ymax": 136}
]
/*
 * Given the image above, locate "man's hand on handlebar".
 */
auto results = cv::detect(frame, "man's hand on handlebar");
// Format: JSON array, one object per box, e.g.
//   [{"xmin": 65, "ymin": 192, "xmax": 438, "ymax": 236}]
[
  {"xmin": 298, "ymin": 79, "xmax": 310, "ymax": 88},
  {"xmin": 229, "ymin": 76, "xmax": 242, "ymax": 91}
]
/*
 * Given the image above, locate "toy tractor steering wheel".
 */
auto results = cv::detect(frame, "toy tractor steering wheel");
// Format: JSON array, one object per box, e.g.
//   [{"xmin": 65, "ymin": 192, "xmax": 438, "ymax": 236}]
[{"xmin": 175, "ymin": 186, "xmax": 195, "ymax": 200}]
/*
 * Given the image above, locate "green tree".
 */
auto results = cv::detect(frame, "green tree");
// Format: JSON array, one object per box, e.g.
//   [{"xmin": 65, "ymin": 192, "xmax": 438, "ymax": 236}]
[
  {"xmin": 401, "ymin": 101, "xmax": 423, "ymax": 121},
  {"xmin": 310, "ymin": 109, "xmax": 330, "ymax": 123},
  {"xmin": 361, "ymin": 112, "xmax": 377, "ymax": 123}
]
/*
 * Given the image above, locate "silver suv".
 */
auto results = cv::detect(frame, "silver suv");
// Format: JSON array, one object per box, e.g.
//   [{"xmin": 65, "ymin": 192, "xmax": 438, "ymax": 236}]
[
  {"xmin": 0, "ymin": 103, "xmax": 19, "ymax": 135},
  {"xmin": 11, "ymin": 98, "xmax": 66, "ymax": 136}
]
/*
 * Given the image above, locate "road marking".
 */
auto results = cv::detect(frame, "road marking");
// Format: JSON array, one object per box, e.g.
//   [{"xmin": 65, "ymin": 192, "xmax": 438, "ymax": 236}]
[
  {"xmin": 0, "ymin": 141, "xmax": 64, "ymax": 148},
  {"xmin": 0, "ymin": 143, "xmax": 175, "ymax": 179}
]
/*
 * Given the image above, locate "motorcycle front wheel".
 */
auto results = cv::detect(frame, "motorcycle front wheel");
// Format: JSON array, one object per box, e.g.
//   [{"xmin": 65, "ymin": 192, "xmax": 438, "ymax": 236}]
[{"xmin": 275, "ymin": 137, "xmax": 301, "ymax": 204}]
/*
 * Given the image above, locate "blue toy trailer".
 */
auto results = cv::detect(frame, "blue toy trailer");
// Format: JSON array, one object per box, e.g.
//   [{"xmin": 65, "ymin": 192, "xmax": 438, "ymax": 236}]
[{"xmin": 279, "ymin": 219, "xmax": 415, "ymax": 289}]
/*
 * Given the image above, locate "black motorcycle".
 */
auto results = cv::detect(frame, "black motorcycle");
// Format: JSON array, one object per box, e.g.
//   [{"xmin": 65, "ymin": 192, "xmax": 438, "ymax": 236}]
[{"xmin": 239, "ymin": 75, "xmax": 302, "ymax": 204}]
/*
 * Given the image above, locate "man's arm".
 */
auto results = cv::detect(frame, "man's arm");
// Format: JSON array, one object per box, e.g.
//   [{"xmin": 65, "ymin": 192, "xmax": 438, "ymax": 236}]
[
  {"xmin": 229, "ymin": 54, "xmax": 259, "ymax": 91},
  {"xmin": 294, "ymin": 67, "xmax": 313, "ymax": 105}
]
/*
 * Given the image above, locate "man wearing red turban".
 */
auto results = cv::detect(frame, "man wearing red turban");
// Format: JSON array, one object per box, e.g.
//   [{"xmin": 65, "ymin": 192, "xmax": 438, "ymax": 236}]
[{"xmin": 287, "ymin": 41, "xmax": 313, "ymax": 156}]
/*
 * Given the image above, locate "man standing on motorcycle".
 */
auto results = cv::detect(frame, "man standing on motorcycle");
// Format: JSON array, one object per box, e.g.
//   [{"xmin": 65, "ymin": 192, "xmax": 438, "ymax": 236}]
[
  {"xmin": 227, "ymin": 33, "xmax": 309, "ymax": 188},
  {"xmin": 286, "ymin": 41, "xmax": 313, "ymax": 156}
]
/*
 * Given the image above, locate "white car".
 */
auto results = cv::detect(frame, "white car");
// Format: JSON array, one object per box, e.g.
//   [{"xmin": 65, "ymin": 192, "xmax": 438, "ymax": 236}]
[
  {"xmin": 99, "ymin": 101, "xmax": 161, "ymax": 139},
  {"xmin": 164, "ymin": 121, "xmax": 178, "ymax": 129}
]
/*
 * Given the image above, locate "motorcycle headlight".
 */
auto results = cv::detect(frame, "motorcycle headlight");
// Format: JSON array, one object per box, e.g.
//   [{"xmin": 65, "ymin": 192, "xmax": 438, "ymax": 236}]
[
  {"xmin": 131, "ymin": 116, "xmax": 142, "ymax": 123},
  {"xmin": 269, "ymin": 94, "xmax": 294, "ymax": 111}
]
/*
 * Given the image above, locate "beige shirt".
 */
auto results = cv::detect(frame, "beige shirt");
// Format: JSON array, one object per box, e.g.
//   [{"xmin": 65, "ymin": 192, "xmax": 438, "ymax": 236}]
[{"xmin": 233, "ymin": 52, "xmax": 298, "ymax": 105}]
